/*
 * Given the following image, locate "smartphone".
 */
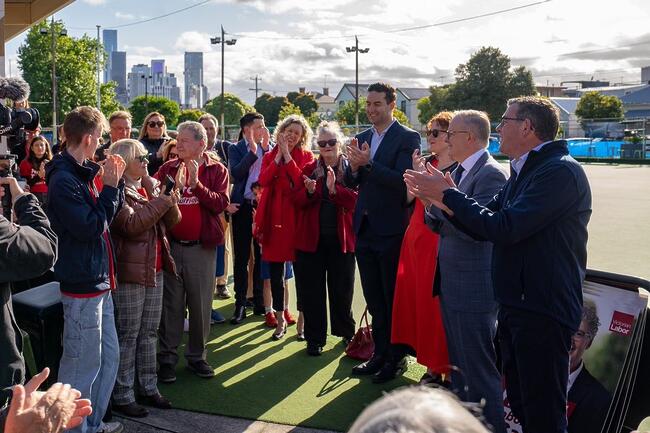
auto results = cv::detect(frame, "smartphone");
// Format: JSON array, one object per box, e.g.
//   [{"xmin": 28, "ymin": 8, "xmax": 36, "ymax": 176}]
[{"xmin": 164, "ymin": 174, "xmax": 175, "ymax": 196}]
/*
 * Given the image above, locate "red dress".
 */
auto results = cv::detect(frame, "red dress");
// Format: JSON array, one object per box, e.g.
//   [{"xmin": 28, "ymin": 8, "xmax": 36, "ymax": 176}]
[{"xmin": 391, "ymin": 197, "xmax": 449, "ymax": 374}]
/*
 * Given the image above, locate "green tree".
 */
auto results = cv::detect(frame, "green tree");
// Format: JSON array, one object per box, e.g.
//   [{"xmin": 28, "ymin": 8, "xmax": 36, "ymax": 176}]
[
  {"xmin": 100, "ymin": 81, "xmax": 123, "ymax": 118},
  {"xmin": 129, "ymin": 95, "xmax": 181, "ymax": 128},
  {"xmin": 178, "ymin": 109, "xmax": 206, "ymax": 124},
  {"xmin": 393, "ymin": 108, "xmax": 411, "ymax": 128},
  {"xmin": 204, "ymin": 93, "xmax": 253, "ymax": 127},
  {"xmin": 417, "ymin": 85, "xmax": 451, "ymax": 125},
  {"xmin": 18, "ymin": 20, "xmax": 120, "ymax": 126},
  {"xmin": 287, "ymin": 92, "xmax": 318, "ymax": 117},
  {"xmin": 335, "ymin": 98, "xmax": 369, "ymax": 125},
  {"xmin": 575, "ymin": 91, "xmax": 624, "ymax": 123},
  {"xmin": 278, "ymin": 102, "xmax": 302, "ymax": 122},
  {"xmin": 254, "ymin": 93, "xmax": 288, "ymax": 126},
  {"xmin": 308, "ymin": 112, "xmax": 323, "ymax": 129},
  {"xmin": 444, "ymin": 46, "xmax": 536, "ymax": 120}
]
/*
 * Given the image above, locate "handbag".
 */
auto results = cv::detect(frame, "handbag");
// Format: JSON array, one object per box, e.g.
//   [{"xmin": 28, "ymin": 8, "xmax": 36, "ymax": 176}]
[{"xmin": 345, "ymin": 307, "xmax": 374, "ymax": 361}]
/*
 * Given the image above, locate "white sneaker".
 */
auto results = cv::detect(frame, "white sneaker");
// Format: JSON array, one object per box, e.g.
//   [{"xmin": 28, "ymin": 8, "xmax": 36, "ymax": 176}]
[
  {"xmin": 183, "ymin": 318, "xmax": 189, "ymax": 332},
  {"xmin": 98, "ymin": 421, "xmax": 124, "ymax": 433}
]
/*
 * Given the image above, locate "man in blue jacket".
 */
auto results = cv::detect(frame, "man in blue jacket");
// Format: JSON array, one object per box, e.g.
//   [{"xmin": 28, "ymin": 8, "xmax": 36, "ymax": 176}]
[
  {"xmin": 405, "ymin": 96, "xmax": 592, "ymax": 433},
  {"xmin": 46, "ymin": 106, "xmax": 126, "ymax": 433}
]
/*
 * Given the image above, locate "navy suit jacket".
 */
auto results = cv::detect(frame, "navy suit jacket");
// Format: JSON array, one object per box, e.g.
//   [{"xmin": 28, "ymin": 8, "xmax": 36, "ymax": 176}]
[
  {"xmin": 344, "ymin": 120, "xmax": 420, "ymax": 237},
  {"xmin": 228, "ymin": 139, "xmax": 272, "ymax": 204}
]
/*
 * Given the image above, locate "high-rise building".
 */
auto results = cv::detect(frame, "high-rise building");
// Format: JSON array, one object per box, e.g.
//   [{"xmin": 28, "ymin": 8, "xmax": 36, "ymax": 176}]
[
  {"xmin": 103, "ymin": 29, "xmax": 118, "ymax": 83},
  {"xmin": 127, "ymin": 64, "xmax": 151, "ymax": 102},
  {"xmin": 184, "ymin": 52, "xmax": 209, "ymax": 108},
  {"xmin": 110, "ymin": 51, "xmax": 128, "ymax": 105},
  {"xmin": 127, "ymin": 62, "xmax": 182, "ymax": 106}
]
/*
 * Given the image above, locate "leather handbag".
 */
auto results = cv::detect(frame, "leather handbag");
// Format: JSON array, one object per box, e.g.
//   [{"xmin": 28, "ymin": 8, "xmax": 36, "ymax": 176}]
[{"xmin": 345, "ymin": 307, "xmax": 374, "ymax": 361}]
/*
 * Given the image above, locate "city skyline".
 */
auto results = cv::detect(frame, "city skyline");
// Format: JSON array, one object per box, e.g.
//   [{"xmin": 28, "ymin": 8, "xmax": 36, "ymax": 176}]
[{"xmin": 4, "ymin": 0, "xmax": 650, "ymax": 105}]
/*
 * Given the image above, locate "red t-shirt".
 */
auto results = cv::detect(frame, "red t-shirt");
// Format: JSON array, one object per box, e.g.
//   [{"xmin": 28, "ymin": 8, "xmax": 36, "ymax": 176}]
[
  {"xmin": 169, "ymin": 165, "xmax": 203, "ymax": 242},
  {"xmin": 137, "ymin": 187, "xmax": 163, "ymax": 272},
  {"xmin": 19, "ymin": 159, "xmax": 48, "ymax": 193}
]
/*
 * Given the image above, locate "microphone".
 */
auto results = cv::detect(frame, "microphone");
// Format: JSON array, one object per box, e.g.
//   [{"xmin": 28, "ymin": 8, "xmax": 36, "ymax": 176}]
[{"xmin": 0, "ymin": 77, "xmax": 30, "ymax": 101}]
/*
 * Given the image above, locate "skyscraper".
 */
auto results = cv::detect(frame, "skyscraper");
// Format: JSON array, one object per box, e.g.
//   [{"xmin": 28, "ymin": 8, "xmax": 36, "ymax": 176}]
[
  {"xmin": 184, "ymin": 52, "xmax": 209, "ymax": 108},
  {"xmin": 110, "ymin": 51, "xmax": 128, "ymax": 105},
  {"xmin": 103, "ymin": 29, "xmax": 118, "ymax": 83},
  {"xmin": 128, "ymin": 64, "xmax": 151, "ymax": 101}
]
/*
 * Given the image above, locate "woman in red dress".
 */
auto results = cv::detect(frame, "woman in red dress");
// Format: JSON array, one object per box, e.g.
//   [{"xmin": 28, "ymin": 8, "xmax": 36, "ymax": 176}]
[
  {"xmin": 391, "ymin": 111, "xmax": 458, "ymax": 384},
  {"xmin": 255, "ymin": 114, "xmax": 314, "ymax": 340}
]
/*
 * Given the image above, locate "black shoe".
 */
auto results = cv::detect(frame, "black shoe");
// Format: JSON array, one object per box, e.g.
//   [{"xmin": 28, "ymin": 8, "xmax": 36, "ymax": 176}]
[
  {"xmin": 245, "ymin": 298, "xmax": 255, "ymax": 308},
  {"xmin": 307, "ymin": 342, "xmax": 323, "ymax": 356},
  {"xmin": 372, "ymin": 358, "xmax": 407, "ymax": 384},
  {"xmin": 140, "ymin": 393, "xmax": 172, "ymax": 410},
  {"xmin": 113, "ymin": 402, "xmax": 149, "ymax": 418},
  {"xmin": 351, "ymin": 355, "xmax": 385, "ymax": 376},
  {"xmin": 253, "ymin": 306, "xmax": 266, "ymax": 316},
  {"xmin": 157, "ymin": 364, "xmax": 176, "ymax": 384},
  {"xmin": 186, "ymin": 359, "xmax": 215, "ymax": 378},
  {"xmin": 230, "ymin": 306, "xmax": 247, "ymax": 325},
  {"xmin": 215, "ymin": 284, "xmax": 231, "ymax": 299}
]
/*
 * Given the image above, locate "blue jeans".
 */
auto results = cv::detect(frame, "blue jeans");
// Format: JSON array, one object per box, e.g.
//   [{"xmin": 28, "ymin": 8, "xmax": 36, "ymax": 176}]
[{"xmin": 58, "ymin": 291, "xmax": 119, "ymax": 433}]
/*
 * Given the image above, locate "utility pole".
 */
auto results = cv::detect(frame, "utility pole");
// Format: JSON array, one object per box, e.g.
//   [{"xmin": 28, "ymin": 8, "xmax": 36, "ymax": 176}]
[
  {"xmin": 141, "ymin": 74, "xmax": 151, "ymax": 114},
  {"xmin": 249, "ymin": 75, "xmax": 261, "ymax": 101},
  {"xmin": 96, "ymin": 25, "xmax": 101, "ymax": 110},
  {"xmin": 346, "ymin": 36, "xmax": 369, "ymax": 132},
  {"xmin": 40, "ymin": 17, "xmax": 67, "ymax": 145},
  {"xmin": 210, "ymin": 26, "xmax": 237, "ymax": 140}
]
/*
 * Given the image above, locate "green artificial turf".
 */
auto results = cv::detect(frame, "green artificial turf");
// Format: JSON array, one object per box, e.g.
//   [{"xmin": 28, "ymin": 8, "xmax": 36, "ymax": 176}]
[{"xmin": 159, "ymin": 298, "xmax": 425, "ymax": 432}]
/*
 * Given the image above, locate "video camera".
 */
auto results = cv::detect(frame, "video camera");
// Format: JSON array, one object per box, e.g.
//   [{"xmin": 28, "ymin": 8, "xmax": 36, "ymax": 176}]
[{"xmin": 0, "ymin": 77, "xmax": 40, "ymax": 220}]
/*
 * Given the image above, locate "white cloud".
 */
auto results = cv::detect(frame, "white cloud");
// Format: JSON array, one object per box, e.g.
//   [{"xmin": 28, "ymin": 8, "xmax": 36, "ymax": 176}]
[
  {"xmin": 81, "ymin": 0, "xmax": 106, "ymax": 5},
  {"xmin": 174, "ymin": 31, "xmax": 213, "ymax": 53},
  {"xmin": 114, "ymin": 12, "xmax": 135, "ymax": 20}
]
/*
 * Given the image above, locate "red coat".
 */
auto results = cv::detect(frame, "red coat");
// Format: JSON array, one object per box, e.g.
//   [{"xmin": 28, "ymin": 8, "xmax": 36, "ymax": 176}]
[
  {"xmin": 255, "ymin": 145, "xmax": 314, "ymax": 262},
  {"xmin": 155, "ymin": 152, "xmax": 230, "ymax": 248},
  {"xmin": 292, "ymin": 157, "xmax": 357, "ymax": 254}
]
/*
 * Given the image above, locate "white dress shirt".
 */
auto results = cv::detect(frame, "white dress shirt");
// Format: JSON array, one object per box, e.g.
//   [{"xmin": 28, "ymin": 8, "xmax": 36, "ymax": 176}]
[
  {"xmin": 457, "ymin": 148, "xmax": 487, "ymax": 185},
  {"xmin": 369, "ymin": 119, "xmax": 396, "ymax": 160},
  {"xmin": 567, "ymin": 361, "xmax": 584, "ymax": 392},
  {"xmin": 511, "ymin": 140, "xmax": 553, "ymax": 176}
]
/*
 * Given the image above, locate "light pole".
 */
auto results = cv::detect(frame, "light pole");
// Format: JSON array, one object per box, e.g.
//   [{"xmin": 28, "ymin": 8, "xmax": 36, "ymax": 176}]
[
  {"xmin": 210, "ymin": 26, "xmax": 237, "ymax": 140},
  {"xmin": 141, "ymin": 74, "xmax": 151, "ymax": 114},
  {"xmin": 96, "ymin": 25, "xmax": 101, "ymax": 110},
  {"xmin": 346, "ymin": 36, "xmax": 369, "ymax": 133},
  {"xmin": 40, "ymin": 17, "xmax": 67, "ymax": 145}
]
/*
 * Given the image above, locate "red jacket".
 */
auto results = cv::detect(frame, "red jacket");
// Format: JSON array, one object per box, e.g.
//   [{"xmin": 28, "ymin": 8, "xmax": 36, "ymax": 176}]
[
  {"xmin": 292, "ymin": 157, "xmax": 357, "ymax": 254},
  {"xmin": 255, "ymin": 145, "xmax": 314, "ymax": 262},
  {"xmin": 155, "ymin": 152, "xmax": 230, "ymax": 248}
]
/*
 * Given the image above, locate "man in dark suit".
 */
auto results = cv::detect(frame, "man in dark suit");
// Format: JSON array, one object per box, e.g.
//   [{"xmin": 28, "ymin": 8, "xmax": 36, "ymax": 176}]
[
  {"xmin": 227, "ymin": 112, "xmax": 270, "ymax": 324},
  {"xmin": 344, "ymin": 82, "xmax": 420, "ymax": 383},
  {"xmin": 425, "ymin": 110, "xmax": 507, "ymax": 433},
  {"xmin": 405, "ymin": 96, "xmax": 592, "ymax": 433},
  {"xmin": 567, "ymin": 304, "xmax": 611, "ymax": 433}
]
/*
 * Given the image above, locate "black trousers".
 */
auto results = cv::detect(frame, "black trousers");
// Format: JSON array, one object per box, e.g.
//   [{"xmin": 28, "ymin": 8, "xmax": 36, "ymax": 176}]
[
  {"xmin": 269, "ymin": 262, "xmax": 286, "ymax": 312},
  {"xmin": 231, "ymin": 201, "xmax": 262, "ymax": 309},
  {"xmin": 355, "ymin": 219, "xmax": 406, "ymax": 361},
  {"xmin": 499, "ymin": 306, "xmax": 573, "ymax": 433},
  {"xmin": 294, "ymin": 233, "xmax": 356, "ymax": 346}
]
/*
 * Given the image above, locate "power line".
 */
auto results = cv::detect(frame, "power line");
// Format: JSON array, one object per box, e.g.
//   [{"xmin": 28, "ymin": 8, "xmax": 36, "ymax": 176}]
[
  {"xmin": 227, "ymin": 0, "xmax": 552, "ymax": 41},
  {"xmin": 110, "ymin": 0, "xmax": 213, "ymax": 29}
]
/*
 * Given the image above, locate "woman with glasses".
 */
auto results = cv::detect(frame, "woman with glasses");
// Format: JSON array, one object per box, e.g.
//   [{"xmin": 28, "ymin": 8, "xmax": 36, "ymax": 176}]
[
  {"xmin": 160, "ymin": 139, "xmax": 178, "ymax": 162},
  {"xmin": 139, "ymin": 112, "xmax": 171, "ymax": 176},
  {"xmin": 254, "ymin": 114, "xmax": 314, "ymax": 340},
  {"xmin": 291, "ymin": 121, "xmax": 357, "ymax": 356},
  {"xmin": 108, "ymin": 139, "xmax": 181, "ymax": 417},
  {"xmin": 391, "ymin": 112, "xmax": 457, "ymax": 385}
]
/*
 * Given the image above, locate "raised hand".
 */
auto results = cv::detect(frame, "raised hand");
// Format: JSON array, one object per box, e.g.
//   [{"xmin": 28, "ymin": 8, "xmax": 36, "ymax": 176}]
[
  {"xmin": 260, "ymin": 127, "xmax": 271, "ymax": 151},
  {"xmin": 175, "ymin": 162, "xmax": 186, "ymax": 189},
  {"xmin": 412, "ymin": 149, "xmax": 426, "ymax": 173},
  {"xmin": 326, "ymin": 166, "xmax": 336, "ymax": 194},
  {"xmin": 101, "ymin": 155, "xmax": 125, "ymax": 188},
  {"xmin": 186, "ymin": 159, "xmax": 200, "ymax": 188},
  {"xmin": 303, "ymin": 175, "xmax": 316, "ymax": 194}
]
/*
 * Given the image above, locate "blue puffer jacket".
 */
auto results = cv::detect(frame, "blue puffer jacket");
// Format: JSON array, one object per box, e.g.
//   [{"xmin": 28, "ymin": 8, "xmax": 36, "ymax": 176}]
[
  {"xmin": 45, "ymin": 151, "xmax": 124, "ymax": 295},
  {"xmin": 443, "ymin": 140, "xmax": 592, "ymax": 330}
]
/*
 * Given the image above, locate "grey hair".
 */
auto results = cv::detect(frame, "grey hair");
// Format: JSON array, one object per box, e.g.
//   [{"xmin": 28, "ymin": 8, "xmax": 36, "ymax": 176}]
[
  {"xmin": 107, "ymin": 139, "xmax": 147, "ymax": 166},
  {"xmin": 348, "ymin": 386, "xmax": 490, "ymax": 433},
  {"xmin": 582, "ymin": 302, "xmax": 601, "ymax": 340},
  {"xmin": 316, "ymin": 120, "xmax": 345, "ymax": 145},
  {"xmin": 177, "ymin": 121, "xmax": 208, "ymax": 144},
  {"xmin": 452, "ymin": 110, "xmax": 491, "ymax": 144}
]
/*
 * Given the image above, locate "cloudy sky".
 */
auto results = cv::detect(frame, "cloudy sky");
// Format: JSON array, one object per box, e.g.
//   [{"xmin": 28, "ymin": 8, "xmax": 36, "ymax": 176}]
[{"xmin": 5, "ymin": 0, "xmax": 650, "ymax": 104}]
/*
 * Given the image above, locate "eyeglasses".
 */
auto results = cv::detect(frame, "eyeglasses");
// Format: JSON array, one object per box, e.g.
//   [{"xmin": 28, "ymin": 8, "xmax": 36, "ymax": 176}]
[
  {"xmin": 136, "ymin": 154, "xmax": 149, "ymax": 163},
  {"xmin": 148, "ymin": 121, "xmax": 165, "ymax": 128},
  {"xmin": 573, "ymin": 330, "xmax": 592, "ymax": 340},
  {"xmin": 317, "ymin": 139, "xmax": 338, "ymax": 148},
  {"xmin": 499, "ymin": 116, "xmax": 525, "ymax": 124},
  {"xmin": 426, "ymin": 129, "xmax": 447, "ymax": 138},
  {"xmin": 446, "ymin": 130, "xmax": 470, "ymax": 139},
  {"xmin": 168, "ymin": 152, "xmax": 178, "ymax": 159}
]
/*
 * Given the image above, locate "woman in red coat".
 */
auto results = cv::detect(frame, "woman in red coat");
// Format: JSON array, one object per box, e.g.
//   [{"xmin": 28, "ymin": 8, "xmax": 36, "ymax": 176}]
[
  {"xmin": 391, "ymin": 111, "xmax": 458, "ymax": 385},
  {"xmin": 255, "ymin": 114, "xmax": 314, "ymax": 340},
  {"xmin": 292, "ymin": 121, "xmax": 358, "ymax": 356}
]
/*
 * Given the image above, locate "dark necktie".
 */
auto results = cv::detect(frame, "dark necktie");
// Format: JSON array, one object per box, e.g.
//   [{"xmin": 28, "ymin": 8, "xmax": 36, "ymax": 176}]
[{"xmin": 453, "ymin": 165, "xmax": 465, "ymax": 185}]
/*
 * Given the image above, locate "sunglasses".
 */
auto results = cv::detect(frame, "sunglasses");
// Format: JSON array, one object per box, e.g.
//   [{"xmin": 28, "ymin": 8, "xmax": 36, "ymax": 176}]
[
  {"xmin": 426, "ymin": 129, "xmax": 447, "ymax": 138},
  {"xmin": 317, "ymin": 139, "xmax": 338, "ymax": 148},
  {"xmin": 148, "ymin": 121, "xmax": 165, "ymax": 128},
  {"xmin": 136, "ymin": 154, "xmax": 149, "ymax": 163}
]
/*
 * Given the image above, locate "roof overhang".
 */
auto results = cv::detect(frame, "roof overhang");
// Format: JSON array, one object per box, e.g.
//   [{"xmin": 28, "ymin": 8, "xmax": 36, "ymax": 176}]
[{"xmin": 4, "ymin": 0, "xmax": 76, "ymax": 41}]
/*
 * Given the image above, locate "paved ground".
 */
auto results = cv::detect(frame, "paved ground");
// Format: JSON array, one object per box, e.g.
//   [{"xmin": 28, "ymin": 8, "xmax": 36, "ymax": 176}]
[{"xmin": 116, "ymin": 408, "xmax": 336, "ymax": 433}]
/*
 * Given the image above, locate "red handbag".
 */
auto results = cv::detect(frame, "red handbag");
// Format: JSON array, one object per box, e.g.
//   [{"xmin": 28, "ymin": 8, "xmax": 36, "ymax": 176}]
[{"xmin": 345, "ymin": 307, "xmax": 375, "ymax": 361}]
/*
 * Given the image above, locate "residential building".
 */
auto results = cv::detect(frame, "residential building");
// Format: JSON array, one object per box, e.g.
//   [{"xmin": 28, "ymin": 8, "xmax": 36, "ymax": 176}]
[
  {"xmin": 306, "ymin": 87, "xmax": 336, "ymax": 119},
  {"xmin": 184, "ymin": 52, "xmax": 209, "ymax": 108},
  {"xmin": 103, "ymin": 29, "xmax": 117, "ymax": 84},
  {"xmin": 536, "ymin": 85, "xmax": 567, "ymax": 98},
  {"xmin": 334, "ymin": 83, "xmax": 370, "ymax": 111},
  {"xmin": 396, "ymin": 87, "xmax": 430, "ymax": 130},
  {"xmin": 549, "ymin": 97, "xmax": 584, "ymax": 137}
]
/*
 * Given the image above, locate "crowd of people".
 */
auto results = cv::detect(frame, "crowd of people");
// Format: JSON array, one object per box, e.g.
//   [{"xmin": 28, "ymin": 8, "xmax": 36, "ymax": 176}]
[{"xmin": 0, "ymin": 80, "xmax": 595, "ymax": 433}]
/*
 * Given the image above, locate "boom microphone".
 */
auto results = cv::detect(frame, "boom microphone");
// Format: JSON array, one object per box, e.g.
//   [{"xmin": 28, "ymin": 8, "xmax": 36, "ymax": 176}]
[{"xmin": 0, "ymin": 77, "xmax": 30, "ymax": 101}]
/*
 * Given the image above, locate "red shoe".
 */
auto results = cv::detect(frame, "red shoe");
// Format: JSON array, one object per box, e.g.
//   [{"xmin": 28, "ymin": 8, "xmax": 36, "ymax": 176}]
[
  {"xmin": 284, "ymin": 310, "xmax": 296, "ymax": 325},
  {"xmin": 265, "ymin": 312, "xmax": 278, "ymax": 328}
]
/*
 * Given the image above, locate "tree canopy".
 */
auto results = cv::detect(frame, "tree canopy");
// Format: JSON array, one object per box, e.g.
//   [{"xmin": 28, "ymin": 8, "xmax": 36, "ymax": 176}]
[
  {"xmin": 287, "ymin": 92, "xmax": 318, "ymax": 117},
  {"xmin": 18, "ymin": 20, "xmax": 121, "ymax": 126},
  {"xmin": 278, "ymin": 102, "xmax": 302, "ymax": 122},
  {"xmin": 177, "ymin": 109, "xmax": 206, "ymax": 124},
  {"xmin": 335, "ymin": 97, "xmax": 410, "ymax": 127},
  {"xmin": 204, "ymin": 93, "xmax": 253, "ymax": 127},
  {"xmin": 129, "ymin": 95, "xmax": 181, "ymax": 128},
  {"xmin": 254, "ymin": 93, "xmax": 289, "ymax": 126},
  {"xmin": 575, "ymin": 91, "xmax": 624, "ymax": 121}
]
